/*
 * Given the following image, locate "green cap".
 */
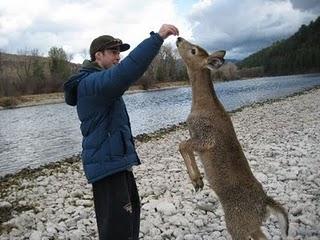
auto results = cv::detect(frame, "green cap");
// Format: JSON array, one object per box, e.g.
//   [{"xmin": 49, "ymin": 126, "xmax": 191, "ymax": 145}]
[{"xmin": 89, "ymin": 35, "xmax": 130, "ymax": 60}]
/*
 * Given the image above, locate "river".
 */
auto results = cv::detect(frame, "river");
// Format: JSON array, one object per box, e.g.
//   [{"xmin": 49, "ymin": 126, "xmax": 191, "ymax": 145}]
[{"xmin": 0, "ymin": 73, "xmax": 320, "ymax": 176}]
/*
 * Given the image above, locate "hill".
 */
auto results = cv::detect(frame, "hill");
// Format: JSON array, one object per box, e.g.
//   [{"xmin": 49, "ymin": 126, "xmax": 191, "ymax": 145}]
[
  {"xmin": 0, "ymin": 50, "xmax": 79, "ymax": 98},
  {"xmin": 238, "ymin": 16, "xmax": 320, "ymax": 76}
]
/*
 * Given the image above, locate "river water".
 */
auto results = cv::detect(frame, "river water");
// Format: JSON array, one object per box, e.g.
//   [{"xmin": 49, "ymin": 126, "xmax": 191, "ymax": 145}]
[{"xmin": 0, "ymin": 73, "xmax": 320, "ymax": 176}]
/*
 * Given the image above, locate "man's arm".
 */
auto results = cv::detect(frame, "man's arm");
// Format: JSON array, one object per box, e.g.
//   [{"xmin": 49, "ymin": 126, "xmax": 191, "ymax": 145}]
[{"xmin": 81, "ymin": 24, "xmax": 179, "ymax": 99}]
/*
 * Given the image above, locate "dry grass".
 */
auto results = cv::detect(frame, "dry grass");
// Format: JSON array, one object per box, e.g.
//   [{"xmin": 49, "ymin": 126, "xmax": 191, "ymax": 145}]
[
  {"xmin": 19, "ymin": 92, "xmax": 64, "ymax": 102},
  {"xmin": 0, "ymin": 93, "xmax": 64, "ymax": 108}
]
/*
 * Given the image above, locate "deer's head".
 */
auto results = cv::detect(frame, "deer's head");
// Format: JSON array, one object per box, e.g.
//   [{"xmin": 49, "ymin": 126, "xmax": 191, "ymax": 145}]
[{"xmin": 176, "ymin": 37, "xmax": 225, "ymax": 71}]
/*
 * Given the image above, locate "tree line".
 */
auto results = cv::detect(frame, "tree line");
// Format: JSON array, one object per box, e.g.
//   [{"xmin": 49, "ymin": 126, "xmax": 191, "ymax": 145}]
[
  {"xmin": 0, "ymin": 47, "xmax": 76, "ymax": 98},
  {"xmin": 136, "ymin": 45, "xmax": 189, "ymax": 89},
  {"xmin": 0, "ymin": 45, "xmax": 189, "ymax": 98},
  {"xmin": 238, "ymin": 16, "xmax": 320, "ymax": 75}
]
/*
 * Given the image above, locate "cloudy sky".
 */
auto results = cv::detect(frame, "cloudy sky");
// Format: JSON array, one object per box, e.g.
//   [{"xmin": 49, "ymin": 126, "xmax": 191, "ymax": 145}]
[{"xmin": 0, "ymin": 0, "xmax": 319, "ymax": 62}]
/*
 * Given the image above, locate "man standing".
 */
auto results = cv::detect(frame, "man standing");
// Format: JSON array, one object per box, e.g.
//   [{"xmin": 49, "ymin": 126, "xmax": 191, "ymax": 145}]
[{"xmin": 64, "ymin": 24, "xmax": 179, "ymax": 240}]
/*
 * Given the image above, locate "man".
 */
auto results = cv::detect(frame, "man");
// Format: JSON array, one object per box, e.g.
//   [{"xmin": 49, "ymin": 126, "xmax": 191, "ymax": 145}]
[{"xmin": 63, "ymin": 24, "xmax": 179, "ymax": 240}]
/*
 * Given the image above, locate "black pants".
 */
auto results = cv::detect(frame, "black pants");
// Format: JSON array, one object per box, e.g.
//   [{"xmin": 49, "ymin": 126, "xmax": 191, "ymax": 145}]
[{"xmin": 92, "ymin": 171, "xmax": 140, "ymax": 240}]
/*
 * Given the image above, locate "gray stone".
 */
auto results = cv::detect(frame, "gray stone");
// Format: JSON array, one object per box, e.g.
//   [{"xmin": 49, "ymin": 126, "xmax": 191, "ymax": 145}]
[
  {"xmin": 1, "ymin": 88, "xmax": 320, "ymax": 240},
  {"xmin": 0, "ymin": 201, "xmax": 12, "ymax": 209},
  {"xmin": 69, "ymin": 229, "xmax": 83, "ymax": 240},
  {"xmin": 29, "ymin": 230, "xmax": 42, "ymax": 240},
  {"xmin": 75, "ymin": 199, "xmax": 93, "ymax": 207}
]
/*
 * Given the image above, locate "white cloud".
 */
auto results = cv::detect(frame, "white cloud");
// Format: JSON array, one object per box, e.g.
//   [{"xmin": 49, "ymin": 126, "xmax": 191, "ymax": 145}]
[
  {"xmin": 187, "ymin": 0, "xmax": 318, "ymax": 59},
  {"xmin": 0, "ymin": 0, "xmax": 318, "ymax": 62},
  {"xmin": 0, "ymin": 0, "xmax": 192, "ymax": 62}
]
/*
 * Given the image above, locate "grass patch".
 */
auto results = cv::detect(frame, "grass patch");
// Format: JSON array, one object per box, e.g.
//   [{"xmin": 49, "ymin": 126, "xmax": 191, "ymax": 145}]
[
  {"xmin": 0, "ymin": 92, "xmax": 64, "ymax": 108},
  {"xmin": 0, "ymin": 97, "xmax": 20, "ymax": 108}
]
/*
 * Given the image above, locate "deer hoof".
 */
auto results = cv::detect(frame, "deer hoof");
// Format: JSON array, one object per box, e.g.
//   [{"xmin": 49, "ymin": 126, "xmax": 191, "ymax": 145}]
[{"xmin": 192, "ymin": 177, "xmax": 204, "ymax": 191}]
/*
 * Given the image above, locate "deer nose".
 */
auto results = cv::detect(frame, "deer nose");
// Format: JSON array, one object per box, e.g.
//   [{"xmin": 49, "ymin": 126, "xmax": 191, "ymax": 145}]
[{"xmin": 176, "ymin": 37, "xmax": 183, "ymax": 46}]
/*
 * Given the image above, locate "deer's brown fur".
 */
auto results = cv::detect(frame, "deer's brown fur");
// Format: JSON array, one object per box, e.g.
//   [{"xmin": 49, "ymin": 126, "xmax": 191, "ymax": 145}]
[{"xmin": 176, "ymin": 37, "xmax": 288, "ymax": 240}]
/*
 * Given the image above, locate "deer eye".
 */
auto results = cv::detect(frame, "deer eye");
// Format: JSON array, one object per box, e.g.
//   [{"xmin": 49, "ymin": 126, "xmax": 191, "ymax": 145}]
[{"xmin": 191, "ymin": 48, "xmax": 196, "ymax": 55}]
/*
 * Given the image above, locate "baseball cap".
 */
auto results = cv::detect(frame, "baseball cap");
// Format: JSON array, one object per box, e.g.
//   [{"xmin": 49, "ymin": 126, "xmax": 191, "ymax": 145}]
[{"xmin": 90, "ymin": 35, "xmax": 130, "ymax": 60}]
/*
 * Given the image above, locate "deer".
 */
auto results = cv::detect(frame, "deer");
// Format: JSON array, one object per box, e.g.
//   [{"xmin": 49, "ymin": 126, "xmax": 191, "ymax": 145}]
[{"xmin": 176, "ymin": 37, "xmax": 289, "ymax": 240}]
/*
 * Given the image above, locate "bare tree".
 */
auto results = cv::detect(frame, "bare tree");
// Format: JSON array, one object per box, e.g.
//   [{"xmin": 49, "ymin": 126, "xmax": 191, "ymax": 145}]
[
  {"xmin": 136, "ymin": 44, "xmax": 188, "ymax": 89},
  {"xmin": 80, "ymin": 48, "xmax": 89, "ymax": 60},
  {"xmin": 0, "ymin": 49, "xmax": 18, "ymax": 97},
  {"xmin": 67, "ymin": 53, "xmax": 74, "ymax": 62},
  {"xmin": 0, "ymin": 50, "xmax": 4, "ymax": 96},
  {"xmin": 11, "ymin": 48, "xmax": 46, "ymax": 95},
  {"xmin": 13, "ymin": 49, "xmax": 34, "ymax": 94}
]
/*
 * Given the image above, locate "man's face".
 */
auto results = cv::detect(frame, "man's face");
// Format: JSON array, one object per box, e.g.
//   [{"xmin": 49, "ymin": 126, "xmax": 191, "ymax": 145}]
[{"xmin": 96, "ymin": 49, "xmax": 121, "ymax": 69}]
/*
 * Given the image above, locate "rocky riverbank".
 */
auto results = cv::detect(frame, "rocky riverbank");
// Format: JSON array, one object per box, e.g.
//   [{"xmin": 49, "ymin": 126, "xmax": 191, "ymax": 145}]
[{"xmin": 1, "ymin": 88, "xmax": 320, "ymax": 239}]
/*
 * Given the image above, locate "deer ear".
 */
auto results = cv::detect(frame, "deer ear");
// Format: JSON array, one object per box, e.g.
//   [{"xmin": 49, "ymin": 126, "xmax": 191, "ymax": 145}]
[
  {"xmin": 211, "ymin": 50, "xmax": 226, "ymax": 58},
  {"xmin": 205, "ymin": 50, "xmax": 226, "ymax": 70}
]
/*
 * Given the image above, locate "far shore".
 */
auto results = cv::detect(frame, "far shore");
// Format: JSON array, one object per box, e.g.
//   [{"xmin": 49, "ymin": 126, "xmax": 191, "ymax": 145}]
[
  {"xmin": 2, "ymin": 72, "xmax": 320, "ymax": 110},
  {"xmin": 0, "ymin": 81, "xmax": 190, "ymax": 110}
]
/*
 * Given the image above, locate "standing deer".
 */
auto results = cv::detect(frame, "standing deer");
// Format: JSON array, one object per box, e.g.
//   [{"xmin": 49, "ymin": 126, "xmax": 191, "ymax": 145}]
[{"xmin": 176, "ymin": 37, "xmax": 288, "ymax": 240}]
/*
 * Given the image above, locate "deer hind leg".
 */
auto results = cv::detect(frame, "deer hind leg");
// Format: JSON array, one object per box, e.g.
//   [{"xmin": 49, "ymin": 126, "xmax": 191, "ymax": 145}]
[
  {"xmin": 179, "ymin": 139, "xmax": 208, "ymax": 191},
  {"xmin": 250, "ymin": 228, "xmax": 267, "ymax": 240}
]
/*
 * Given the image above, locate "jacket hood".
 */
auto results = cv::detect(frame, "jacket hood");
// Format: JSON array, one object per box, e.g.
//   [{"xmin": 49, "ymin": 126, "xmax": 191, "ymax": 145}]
[
  {"xmin": 81, "ymin": 60, "xmax": 103, "ymax": 72},
  {"xmin": 63, "ymin": 60, "xmax": 102, "ymax": 106}
]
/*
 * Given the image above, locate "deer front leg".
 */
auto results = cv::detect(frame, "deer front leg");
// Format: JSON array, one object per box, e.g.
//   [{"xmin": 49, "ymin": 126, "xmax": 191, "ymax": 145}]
[{"xmin": 179, "ymin": 139, "xmax": 206, "ymax": 191}]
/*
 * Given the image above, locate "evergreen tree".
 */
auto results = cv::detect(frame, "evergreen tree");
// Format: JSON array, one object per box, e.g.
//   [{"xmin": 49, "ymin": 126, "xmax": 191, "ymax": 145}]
[
  {"xmin": 238, "ymin": 16, "xmax": 320, "ymax": 75},
  {"xmin": 48, "ymin": 47, "xmax": 72, "ymax": 91}
]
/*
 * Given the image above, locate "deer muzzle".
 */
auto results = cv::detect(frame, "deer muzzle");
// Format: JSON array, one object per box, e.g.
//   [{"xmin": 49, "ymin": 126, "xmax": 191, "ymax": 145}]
[{"xmin": 176, "ymin": 37, "xmax": 185, "ymax": 46}]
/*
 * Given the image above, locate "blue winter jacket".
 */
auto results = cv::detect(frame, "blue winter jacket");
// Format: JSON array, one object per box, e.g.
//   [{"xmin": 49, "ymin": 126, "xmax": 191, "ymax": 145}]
[{"xmin": 64, "ymin": 32, "xmax": 164, "ymax": 183}]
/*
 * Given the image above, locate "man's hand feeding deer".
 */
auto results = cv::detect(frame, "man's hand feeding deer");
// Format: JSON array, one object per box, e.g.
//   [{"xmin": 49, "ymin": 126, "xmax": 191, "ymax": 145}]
[{"xmin": 176, "ymin": 37, "xmax": 288, "ymax": 240}]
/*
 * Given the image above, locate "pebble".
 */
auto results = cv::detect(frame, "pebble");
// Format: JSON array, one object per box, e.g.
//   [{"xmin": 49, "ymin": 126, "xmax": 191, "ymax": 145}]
[
  {"xmin": 1, "ymin": 88, "xmax": 320, "ymax": 239},
  {"xmin": 29, "ymin": 230, "xmax": 42, "ymax": 240}
]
